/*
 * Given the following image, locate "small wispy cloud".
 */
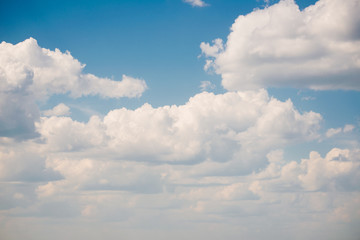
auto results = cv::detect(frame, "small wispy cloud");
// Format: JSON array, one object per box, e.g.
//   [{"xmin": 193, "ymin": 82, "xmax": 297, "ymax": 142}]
[
  {"xmin": 200, "ymin": 81, "xmax": 215, "ymax": 91},
  {"xmin": 326, "ymin": 124, "xmax": 355, "ymax": 138},
  {"xmin": 44, "ymin": 103, "xmax": 71, "ymax": 117},
  {"xmin": 184, "ymin": 0, "xmax": 208, "ymax": 7},
  {"xmin": 326, "ymin": 128, "xmax": 342, "ymax": 138},
  {"xmin": 301, "ymin": 96, "xmax": 316, "ymax": 101}
]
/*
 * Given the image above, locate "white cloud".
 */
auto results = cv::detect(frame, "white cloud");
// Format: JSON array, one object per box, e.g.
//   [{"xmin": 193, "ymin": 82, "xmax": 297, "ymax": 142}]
[
  {"xmin": 326, "ymin": 124, "xmax": 356, "ymax": 138},
  {"xmin": 344, "ymin": 124, "xmax": 355, "ymax": 133},
  {"xmin": 36, "ymin": 89, "xmax": 321, "ymax": 168},
  {"xmin": 297, "ymin": 149, "xmax": 358, "ymax": 191},
  {"xmin": 199, "ymin": 81, "xmax": 215, "ymax": 91},
  {"xmin": 0, "ymin": 38, "xmax": 147, "ymax": 139},
  {"xmin": 184, "ymin": 0, "xmax": 208, "ymax": 7},
  {"xmin": 37, "ymin": 115, "xmax": 108, "ymax": 152},
  {"xmin": 1, "ymin": 126, "xmax": 359, "ymax": 239},
  {"xmin": 326, "ymin": 127, "xmax": 342, "ymax": 138},
  {"xmin": 177, "ymin": 148, "xmax": 360, "ymax": 220},
  {"xmin": 274, "ymin": 148, "xmax": 359, "ymax": 191},
  {"xmin": 43, "ymin": 103, "xmax": 70, "ymax": 116},
  {"xmin": 0, "ymin": 38, "xmax": 147, "ymax": 99},
  {"xmin": 37, "ymin": 158, "xmax": 165, "ymax": 197},
  {"xmin": 200, "ymin": 39, "xmax": 223, "ymax": 58},
  {"xmin": 201, "ymin": 0, "xmax": 360, "ymax": 91}
]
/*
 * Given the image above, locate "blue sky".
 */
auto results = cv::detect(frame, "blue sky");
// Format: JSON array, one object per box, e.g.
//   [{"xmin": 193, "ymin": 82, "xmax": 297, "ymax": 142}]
[{"xmin": 1, "ymin": 0, "xmax": 360, "ymax": 239}]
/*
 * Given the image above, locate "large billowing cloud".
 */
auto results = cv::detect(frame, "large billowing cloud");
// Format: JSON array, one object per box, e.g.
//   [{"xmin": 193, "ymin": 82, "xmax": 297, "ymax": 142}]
[
  {"xmin": 201, "ymin": 0, "xmax": 360, "ymax": 91},
  {"xmin": 36, "ymin": 89, "xmax": 321, "ymax": 168},
  {"xmin": 0, "ymin": 38, "xmax": 147, "ymax": 139}
]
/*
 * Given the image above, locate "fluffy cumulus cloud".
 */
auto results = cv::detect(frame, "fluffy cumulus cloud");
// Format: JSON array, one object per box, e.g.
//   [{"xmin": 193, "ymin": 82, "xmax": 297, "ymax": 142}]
[
  {"xmin": 254, "ymin": 148, "xmax": 360, "ymax": 192},
  {"xmin": 201, "ymin": 0, "xmax": 360, "ymax": 91},
  {"xmin": 36, "ymin": 90, "xmax": 321, "ymax": 167},
  {"xmin": 0, "ymin": 38, "xmax": 147, "ymax": 139},
  {"xmin": 0, "ymin": 38, "xmax": 147, "ymax": 99}
]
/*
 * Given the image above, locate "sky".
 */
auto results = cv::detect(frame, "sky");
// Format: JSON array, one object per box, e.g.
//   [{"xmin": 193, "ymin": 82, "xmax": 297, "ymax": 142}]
[{"xmin": 0, "ymin": 0, "xmax": 360, "ymax": 239}]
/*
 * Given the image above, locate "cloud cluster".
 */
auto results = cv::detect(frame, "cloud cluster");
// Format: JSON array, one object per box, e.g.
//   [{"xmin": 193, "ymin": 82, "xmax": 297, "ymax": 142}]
[
  {"xmin": 36, "ymin": 90, "xmax": 321, "ymax": 168},
  {"xmin": 1, "ymin": 0, "xmax": 360, "ymax": 238},
  {"xmin": 0, "ymin": 38, "xmax": 147, "ymax": 139},
  {"xmin": 171, "ymin": 147, "xmax": 360, "ymax": 235},
  {"xmin": 2, "ymin": 133, "xmax": 359, "ymax": 239},
  {"xmin": 201, "ymin": 0, "xmax": 360, "ymax": 91},
  {"xmin": 254, "ymin": 148, "xmax": 360, "ymax": 192}
]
